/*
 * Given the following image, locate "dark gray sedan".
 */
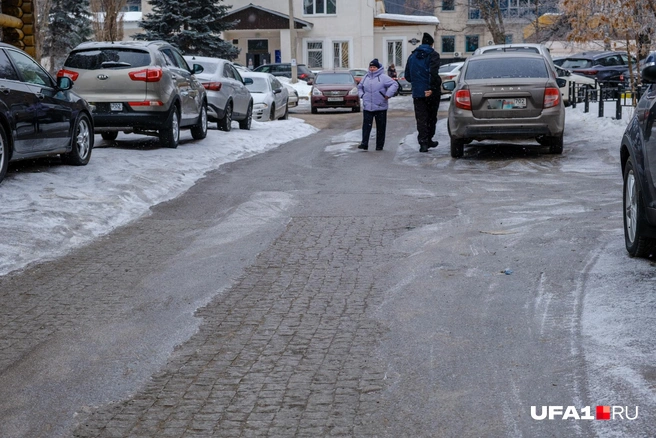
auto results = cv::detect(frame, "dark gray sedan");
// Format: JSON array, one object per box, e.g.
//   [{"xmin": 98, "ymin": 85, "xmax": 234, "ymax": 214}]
[
  {"xmin": 443, "ymin": 53, "xmax": 565, "ymax": 158},
  {"xmin": 620, "ymin": 58, "xmax": 656, "ymax": 258}
]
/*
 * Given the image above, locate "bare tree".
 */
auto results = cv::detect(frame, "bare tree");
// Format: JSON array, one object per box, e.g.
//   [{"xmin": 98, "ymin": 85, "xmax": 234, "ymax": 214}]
[
  {"xmin": 90, "ymin": 0, "xmax": 127, "ymax": 42},
  {"xmin": 35, "ymin": 0, "xmax": 53, "ymax": 61}
]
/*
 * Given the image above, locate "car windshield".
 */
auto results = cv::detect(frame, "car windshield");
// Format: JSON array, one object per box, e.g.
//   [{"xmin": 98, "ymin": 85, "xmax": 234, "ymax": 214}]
[
  {"xmin": 439, "ymin": 64, "xmax": 459, "ymax": 73},
  {"xmin": 245, "ymin": 77, "xmax": 269, "ymax": 93},
  {"xmin": 465, "ymin": 58, "xmax": 548, "ymax": 79},
  {"xmin": 65, "ymin": 49, "xmax": 151, "ymax": 70},
  {"xmin": 560, "ymin": 59, "xmax": 593, "ymax": 69},
  {"xmin": 315, "ymin": 73, "xmax": 353, "ymax": 85},
  {"xmin": 190, "ymin": 61, "xmax": 218, "ymax": 74}
]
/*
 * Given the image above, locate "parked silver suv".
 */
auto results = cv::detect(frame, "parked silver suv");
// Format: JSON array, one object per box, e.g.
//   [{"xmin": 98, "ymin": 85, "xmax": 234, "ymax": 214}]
[{"xmin": 58, "ymin": 40, "xmax": 207, "ymax": 148}]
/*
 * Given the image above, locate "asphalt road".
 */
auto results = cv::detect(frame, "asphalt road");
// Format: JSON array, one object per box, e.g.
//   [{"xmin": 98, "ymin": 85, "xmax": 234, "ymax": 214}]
[{"xmin": 0, "ymin": 102, "xmax": 654, "ymax": 437}]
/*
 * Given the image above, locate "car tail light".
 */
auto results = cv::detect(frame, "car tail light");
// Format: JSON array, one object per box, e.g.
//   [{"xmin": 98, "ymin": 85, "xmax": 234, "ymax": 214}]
[
  {"xmin": 128, "ymin": 67, "xmax": 163, "ymax": 82},
  {"xmin": 128, "ymin": 101, "xmax": 164, "ymax": 107},
  {"xmin": 543, "ymin": 87, "xmax": 560, "ymax": 108},
  {"xmin": 202, "ymin": 82, "xmax": 222, "ymax": 91},
  {"xmin": 299, "ymin": 73, "xmax": 308, "ymax": 79},
  {"xmin": 454, "ymin": 90, "xmax": 471, "ymax": 110},
  {"xmin": 445, "ymin": 75, "xmax": 456, "ymax": 80},
  {"xmin": 581, "ymin": 69, "xmax": 598, "ymax": 76},
  {"xmin": 57, "ymin": 69, "xmax": 79, "ymax": 81}
]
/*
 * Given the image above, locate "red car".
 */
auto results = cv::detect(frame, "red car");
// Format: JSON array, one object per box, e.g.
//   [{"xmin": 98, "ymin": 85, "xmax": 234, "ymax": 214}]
[{"xmin": 310, "ymin": 71, "xmax": 361, "ymax": 114}]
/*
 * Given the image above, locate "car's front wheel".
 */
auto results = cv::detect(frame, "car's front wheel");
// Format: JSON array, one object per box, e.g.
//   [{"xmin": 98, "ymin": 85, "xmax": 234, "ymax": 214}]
[
  {"xmin": 218, "ymin": 102, "xmax": 233, "ymax": 131},
  {"xmin": 160, "ymin": 106, "xmax": 180, "ymax": 148},
  {"xmin": 0, "ymin": 124, "xmax": 9, "ymax": 184},
  {"xmin": 191, "ymin": 103, "xmax": 208, "ymax": 140},
  {"xmin": 623, "ymin": 160, "xmax": 656, "ymax": 257},
  {"xmin": 269, "ymin": 105, "xmax": 276, "ymax": 121},
  {"xmin": 61, "ymin": 113, "xmax": 93, "ymax": 165},
  {"xmin": 239, "ymin": 102, "xmax": 253, "ymax": 130}
]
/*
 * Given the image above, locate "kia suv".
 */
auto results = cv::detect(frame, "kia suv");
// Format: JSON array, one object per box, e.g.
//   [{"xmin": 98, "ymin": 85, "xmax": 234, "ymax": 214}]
[
  {"xmin": 253, "ymin": 63, "xmax": 315, "ymax": 84},
  {"xmin": 59, "ymin": 40, "xmax": 208, "ymax": 148}
]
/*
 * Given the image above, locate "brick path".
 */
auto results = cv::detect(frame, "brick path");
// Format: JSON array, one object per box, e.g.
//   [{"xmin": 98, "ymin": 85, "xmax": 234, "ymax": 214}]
[{"xmin": 72, "ymin": 216, "xmax": 420, "ymax": 437}]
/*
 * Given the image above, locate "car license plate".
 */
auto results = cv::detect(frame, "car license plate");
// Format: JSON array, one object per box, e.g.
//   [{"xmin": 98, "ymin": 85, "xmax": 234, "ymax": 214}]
[
  {"xmin": 110, "ymin": 103, "xmax": 123, "ymax": 111},
  {"xmin": 327, "ymin": 97, "xmax": 343, "ymax": 102},
  {"xmin": 488, "ymin": 98, "xmax": 526, "ymax": 109}
]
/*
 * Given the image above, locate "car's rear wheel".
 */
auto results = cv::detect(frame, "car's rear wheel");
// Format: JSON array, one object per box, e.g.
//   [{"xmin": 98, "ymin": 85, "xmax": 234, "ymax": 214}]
[
  {"xmin": 101, "ymin": 132, "xmax": 118, "ymax": 141},
  {"xmin": 61, "ymin": 113, "xmax": 93, "ymax": 165},
  {"xmin": 548, "ymin": 134, "xmax": 564, "ymax": 154},
  {"xmin": 218, "ymin": 102, "xmax": 232, "ymax": 131},
  {"xmin": 352, "ymin": 106, "xmax": 360, "ymax": 113},
  {"xmin": 160, "ymin": 106, "xmax": 180, "ymax": 148},
  {"xmin": 191, "ymin": 103, "xmax": 208, "ymax": 140},
  {"xmin": 279, "ymin": 101, "xmax": 289, "ymax": 120},
  {"xmin": 623, "ymin": 160, "xmax": 656, "ymax": 257},
  {"xmin": 239, "ymin": 102, "xmax": 253, "ymax": 130},
  {"xmin": 0, "ymin": 124, "xmax": 9, "ymax": 184},
  {"xmin": 450, "ymin": 136, "xmax": 464, "ymax": 158}
]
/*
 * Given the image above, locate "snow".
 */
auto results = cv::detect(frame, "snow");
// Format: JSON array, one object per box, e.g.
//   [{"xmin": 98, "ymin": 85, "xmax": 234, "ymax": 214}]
[
  {"xmin": 0, "ymin": 96, "xmax": 631, "ymax": 277},
  {"xmin": 376, "ymin": 13, "xmax": 439, "ymax": 25}
]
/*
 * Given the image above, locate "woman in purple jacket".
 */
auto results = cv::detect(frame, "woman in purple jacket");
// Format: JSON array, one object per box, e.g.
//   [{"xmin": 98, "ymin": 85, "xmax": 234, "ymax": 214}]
[{"xmin": 357, "ymin": 59, "xmax": 399, "ymax": 151}]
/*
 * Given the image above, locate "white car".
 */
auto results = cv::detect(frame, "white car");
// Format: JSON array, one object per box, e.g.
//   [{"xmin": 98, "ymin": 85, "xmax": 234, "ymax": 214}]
[
  {"xmin": 241, "ymin": 72, "xmax": 290, "ymax": 121},
  {"xmin": 184, "ymin": 55, "xmax": 253, "ymax": 131},
  {"xmin": 439, "ymin": 62, "xmax": 464, "ymax": 94},
  {"xmin": 555, "ymin": 65, "xmax": 598, "ymax": 106}
]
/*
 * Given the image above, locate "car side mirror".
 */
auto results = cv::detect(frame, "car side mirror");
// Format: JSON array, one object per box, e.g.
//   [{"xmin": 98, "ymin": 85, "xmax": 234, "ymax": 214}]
[
  {"xmin": 274, "ymin": 88, "xmax": 282, "ymax": 94},
  {"xmin": 556, "ymin": 78, "xmax": 567, "ymax": 88},
  {"xmin": 243, "ymin": 77, "xmax": 253, "ymax": 85},
  {"xmin": 442, "ymin": 80, "xmax": 456, "ymax": 92},
  {"xmin": 642, "ymin": 63, "xmax": 656, "ymax": 84},
  {"xmin": 192, "ymin": 64, "xmax": 204, "ymax": 74},
  {"xmin": 57, "ymin": 76, "xmax": 73, "ymax": 90}
]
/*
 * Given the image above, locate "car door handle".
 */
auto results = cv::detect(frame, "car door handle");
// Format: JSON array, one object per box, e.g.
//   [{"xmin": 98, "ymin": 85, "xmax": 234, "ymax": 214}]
[
  {"xmin": 36, "ymin": 92, "xmax": 44, "ymax": 99},
  {"xmin": 171, "ymin": 74, "xmax": 178, "ymax": 80},
  {"xmin": 0, "ymin": 86, "xmax": 9, "ymax": 95}
]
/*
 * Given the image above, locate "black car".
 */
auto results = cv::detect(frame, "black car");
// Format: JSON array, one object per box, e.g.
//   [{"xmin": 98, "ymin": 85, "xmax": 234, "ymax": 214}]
[
  {"xmin": 559, "ymin": 51, "xmax": 636, "ymax": 85},
  {"xmin": 0, "ymin": 43, "xmax": 93, "ymax": 185},
  {"xmin": 620, "ymin": 59, "xmax": 656, "ymax": 257},
  {"xmin": 253, "ymin": 63, "xmax": 315, "ymax": 84}
]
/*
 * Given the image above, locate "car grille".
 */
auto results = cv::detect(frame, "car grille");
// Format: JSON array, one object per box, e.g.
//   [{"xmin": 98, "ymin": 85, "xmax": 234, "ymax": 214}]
[{"xmin": 324, "ymin": 90, "xmax": 348, "ymax": 97}]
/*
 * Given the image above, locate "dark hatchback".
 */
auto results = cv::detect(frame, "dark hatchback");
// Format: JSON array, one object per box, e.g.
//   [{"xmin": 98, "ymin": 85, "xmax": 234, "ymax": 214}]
[
  {"xmin": 0, "ymin": 43, "xmax": 93, "ymax": 185},
  {"xmin": 253, "ymin": 63, "xmax": 315, "ymax": 84},
  {"xmin": 559, "ymin": 51, "xmax": 636, "ymax": 85},
  {"xmin": 620, "ymin": 56, "xmax": 656, "ymax": 258}
]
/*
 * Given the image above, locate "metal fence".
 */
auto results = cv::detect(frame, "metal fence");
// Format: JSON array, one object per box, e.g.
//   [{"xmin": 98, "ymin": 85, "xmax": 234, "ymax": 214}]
[{"xmin": 568, "ymin": 81, "xmax": 649, "ymax": 119}]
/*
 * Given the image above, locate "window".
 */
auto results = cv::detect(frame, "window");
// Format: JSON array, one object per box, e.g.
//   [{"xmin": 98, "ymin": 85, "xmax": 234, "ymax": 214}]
[
  {"xmin": 469, "ymin": 0, "xmax": 539, "ymax": 20},
  {"xmin": 304, "ymin": 0, "xmax": 336, "ymax": 15},
  {"xmin": 122, "ymin": 0, "xmax": 141, "ymax": 12},
  {"xmin": 442, "ymin": 0, "xmax": 455, "ymax": 11},
  {"xmin": 333, "ymin": 41, "xmax": 349, "ymax": 68},
  {"xmin": 7, "ymin": 49, "xmax": 52, "ymax": 86},
  {"xmin": 387, "ymin": 40, "xmax": 404, "ymax": 68},
  {"xmin": 0, "ymin": 49, "xmax": 19, "ymax": 81},
  {"xmin": 441, "ymin": 36, "xmax": 455, "ymax": 53},
  {"xmin": 307, "ymin": 41, "xmax": 323, "ymax": 68},
  {"xmin": 465, "ymin": 35, "xmax": 479, "ymax": 52}
]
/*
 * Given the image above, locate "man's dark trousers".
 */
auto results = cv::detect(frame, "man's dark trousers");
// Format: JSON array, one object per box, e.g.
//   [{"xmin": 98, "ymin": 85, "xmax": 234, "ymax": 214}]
[
  {"xmin": 413, "ymin": 94, "xmax": 440, "ymax": 149},
  {"xmin": 361, "ymin": 110, "xmax": 388, "ymax": 149}
]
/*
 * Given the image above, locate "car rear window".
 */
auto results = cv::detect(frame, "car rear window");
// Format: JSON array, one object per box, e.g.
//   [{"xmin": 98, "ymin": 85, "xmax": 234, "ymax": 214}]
[
  {"xmin": 465, "ymin": 58, "xmax": 549, "ymax": 80},
  {"xmin": 65, "ymin": 49, "xmax": 151, "ymax": 70},
  {"xmin": 315, "ymin": 73, "xmax": 354, "ymax": 85},
  {"xmin": 482, "ymin": 47, "xmax": 540, "ymax": 54},
  {"xmin": 560, "ymin": 58, "xmax": 593, "ymax": 69}
]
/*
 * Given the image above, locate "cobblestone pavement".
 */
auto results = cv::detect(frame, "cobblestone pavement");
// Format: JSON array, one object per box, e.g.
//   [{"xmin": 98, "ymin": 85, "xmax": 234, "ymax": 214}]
[{"xmin": 72, "ymin": 216, "xmax": 422, "ymax": 437}]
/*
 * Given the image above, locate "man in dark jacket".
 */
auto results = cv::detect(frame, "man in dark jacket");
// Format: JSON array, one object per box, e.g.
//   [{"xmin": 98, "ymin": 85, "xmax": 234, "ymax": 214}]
[{"xmin": 405, "ymin": 32, "xmax": 441, "ymax": 152}]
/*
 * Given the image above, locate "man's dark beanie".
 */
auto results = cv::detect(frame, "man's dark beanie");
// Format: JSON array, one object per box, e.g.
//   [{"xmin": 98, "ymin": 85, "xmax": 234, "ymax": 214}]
[{"xmin": 422, "ymin": 32, "xmax": 434, "ymax": 45}]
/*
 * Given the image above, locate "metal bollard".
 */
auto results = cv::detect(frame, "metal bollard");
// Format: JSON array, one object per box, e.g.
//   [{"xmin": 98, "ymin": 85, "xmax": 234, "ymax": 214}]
[
  {"xmin": 616, "ymin": 84, "xmax": 622, "ymax": 120},
  {"xmin": 571, "ymin": 82, "xmax": 576, "ymax": 108},
  {"xmin": 599, "ymin": 86, "xmax": 604, "ymax": 117},
  {"xmin": 584, "ymin": 87, "xmax": 589, "ymax": 113}
]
